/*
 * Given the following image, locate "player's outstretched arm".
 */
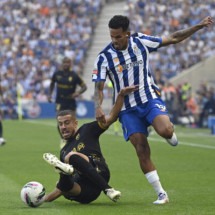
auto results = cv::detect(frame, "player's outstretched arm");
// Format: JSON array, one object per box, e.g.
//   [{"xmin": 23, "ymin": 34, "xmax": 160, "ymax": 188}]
[
  {"xmin": 44, "ymin": 187, "xmax": 62, "ymax": 202},
  {"xmin": 161, "ymin": 16, "xmax": 213, "ymax": 46},
  {"xmin": 103, "ymin": 85, "xmax": 139, "ymax": 128},
  {"xmin": 94, "ymin": 81, "xmax": 106, "ymax": 123}
]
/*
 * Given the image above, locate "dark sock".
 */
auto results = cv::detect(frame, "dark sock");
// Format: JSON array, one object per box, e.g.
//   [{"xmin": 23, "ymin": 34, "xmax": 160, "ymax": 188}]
[{"xmin": 69, "ymin": 154, "xmax": 111, "ymax": 191}]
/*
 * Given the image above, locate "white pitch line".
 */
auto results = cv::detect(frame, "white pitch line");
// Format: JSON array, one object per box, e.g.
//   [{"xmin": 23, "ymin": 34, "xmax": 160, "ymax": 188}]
[
  {"xmin": 105, "ymin": 131, "xmax": 215, "ymax": 150},
  {"xmin": 26, "ymin": 120, "xmax": 215, "ymax": 150}
]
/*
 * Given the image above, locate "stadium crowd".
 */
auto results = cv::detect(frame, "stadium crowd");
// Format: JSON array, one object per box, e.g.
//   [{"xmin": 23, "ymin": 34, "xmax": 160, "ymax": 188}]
[
  {"xmin": 124, "ymin": 0, "xmax": 215, "ymax": 79},
  {"xmin": 0, "ymin": 0, "xmax": 103, "ymax": 116},
  {"xmin": 0, "ymin": 0, "xmax": 214, "ymax": 128}
]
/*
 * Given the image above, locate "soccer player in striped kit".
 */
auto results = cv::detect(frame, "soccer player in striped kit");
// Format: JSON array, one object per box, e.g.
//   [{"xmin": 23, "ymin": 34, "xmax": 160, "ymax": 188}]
[{"xmin": 92, "ymin": 15, "xmax": 213, "ymax": 204}]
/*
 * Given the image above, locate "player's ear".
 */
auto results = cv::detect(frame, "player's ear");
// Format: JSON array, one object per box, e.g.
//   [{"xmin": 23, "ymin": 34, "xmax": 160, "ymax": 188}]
[
  {"xmin": 126, "ymin": 32, "xmax": 131, "ymax": 37},
  {"xmin": 74, "ymin": 120, "xmax": 78, "ymax": 129}
]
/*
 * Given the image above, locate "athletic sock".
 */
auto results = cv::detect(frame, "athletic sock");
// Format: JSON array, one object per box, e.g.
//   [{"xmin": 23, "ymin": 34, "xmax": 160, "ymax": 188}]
[
  {"xmin": 145, "ymin": 170, "xmax": 165, "ymax": 195},
  {"xmin": 69, "ymin": 154, "xmax": 111, "ymax": 191}
]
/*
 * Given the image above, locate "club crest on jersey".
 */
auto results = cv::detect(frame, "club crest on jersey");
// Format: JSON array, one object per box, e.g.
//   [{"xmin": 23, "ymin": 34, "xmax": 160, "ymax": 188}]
[
  {"xmin": 69, "ymin": 76, "xmax": 73, "ymax": 82},
  {"xmin": 155, "ymin": 104, "xmax": 166, "ymax": 112},
  {"xmin": 77, "ymin": 142, "xmax": 85, "ymax": 151}
]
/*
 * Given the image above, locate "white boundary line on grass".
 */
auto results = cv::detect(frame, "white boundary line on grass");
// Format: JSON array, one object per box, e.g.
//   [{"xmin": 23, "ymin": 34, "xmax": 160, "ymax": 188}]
[
  {"xmin": 26, "ymin": 120, "xmax": 215, "ymax": 150},
  {"xmin": 104, "ymin": 130, "xmax": 215, "ymax": 150}
]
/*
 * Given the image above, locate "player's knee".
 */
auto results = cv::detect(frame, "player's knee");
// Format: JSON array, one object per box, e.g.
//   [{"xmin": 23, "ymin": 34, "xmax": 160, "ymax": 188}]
[
  {"xmin": 157, "ymin": 124, "xmax": 173, "ymax": 138},
  {"xmin": 67, "ymin": 154, "xmax": 81, "ymax": 166}
]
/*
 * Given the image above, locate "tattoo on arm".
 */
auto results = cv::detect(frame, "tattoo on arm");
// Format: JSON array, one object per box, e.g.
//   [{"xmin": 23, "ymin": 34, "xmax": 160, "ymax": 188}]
[
  {"xmin": 94, "ymin": 82, "xmax": 104, "ymax": 108},
  {"xmin": 171, "ymin": 25, "xmax": 201, "ymax": 43}
]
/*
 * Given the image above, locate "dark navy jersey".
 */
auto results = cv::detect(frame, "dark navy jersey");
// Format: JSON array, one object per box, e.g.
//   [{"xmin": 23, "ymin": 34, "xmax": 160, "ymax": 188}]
[
  {"xmin": 52, "ymin": 70, "xmax": 85, "ymax": 104},
  {"xmin": 60, "ymin": 121, "xmax": 107, "ymax": 162}
]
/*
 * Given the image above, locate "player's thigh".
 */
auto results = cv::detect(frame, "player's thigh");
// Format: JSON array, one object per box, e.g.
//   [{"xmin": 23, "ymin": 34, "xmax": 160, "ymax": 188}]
[
  {"xmin": 71, "ymin": 176, "xmax": 102, "ymax": 203},
  {"xmin": 152, "ymin": 115, "xmax": 173, "ymax": 136}
]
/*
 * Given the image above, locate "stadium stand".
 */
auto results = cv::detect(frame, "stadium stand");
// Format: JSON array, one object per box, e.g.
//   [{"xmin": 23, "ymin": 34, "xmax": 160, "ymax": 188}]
[
  {"xmin": 0, "ymin": 0, "xmax": 214, "ymax": 127},
  {"xmin": 0, "ymin": 0, "xmax": 104, "ymax": 109}
]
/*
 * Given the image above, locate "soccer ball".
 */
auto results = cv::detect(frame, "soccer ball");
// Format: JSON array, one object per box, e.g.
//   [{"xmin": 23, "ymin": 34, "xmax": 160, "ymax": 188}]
[{"xmin": 20, "ymin": 181, "xmax": 46, "ymax": 208}]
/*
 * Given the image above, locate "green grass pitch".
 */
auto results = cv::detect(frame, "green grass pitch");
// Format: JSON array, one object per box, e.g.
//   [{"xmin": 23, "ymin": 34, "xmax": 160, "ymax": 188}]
[{"xmin": 0, "ymin": 119, "xmax": 215, "ymax": 215}]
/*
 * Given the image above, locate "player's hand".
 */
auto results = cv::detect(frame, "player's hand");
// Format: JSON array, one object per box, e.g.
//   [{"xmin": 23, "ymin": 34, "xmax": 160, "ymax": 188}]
[
  {"xmin": 119, "ymin": 85, "xmax": 139, "ymax": 96},
  {"xmin": 199, "ymin": 16, "xmax": 213, "ymax": 28},
  {"xmin": 96, "ymin": 106, "xmax": 106, "ymax": 124}
]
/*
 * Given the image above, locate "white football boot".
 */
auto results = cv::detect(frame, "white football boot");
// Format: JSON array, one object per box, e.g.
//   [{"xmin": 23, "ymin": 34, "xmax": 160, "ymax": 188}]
[
  {"xmin": 0, "ymin": 137, "xmax": 6, "ymax": 146},
  {"xmin": 43, "ymin": 153, "xmax": 74, "ymax": 175},
  {"xmin": 105, "ymin": 188, "xmax": 121, "ymax": 202},
  {"xmin": 166, "ymin": 132, "xmax": 178, "ymax": 146},
  {"xmin": 153, "ymin": 192, "xmax": 169, "ymax": 204}
]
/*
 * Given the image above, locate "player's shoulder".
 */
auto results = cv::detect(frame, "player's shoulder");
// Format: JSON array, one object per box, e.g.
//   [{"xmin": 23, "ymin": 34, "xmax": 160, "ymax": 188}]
[
  {"xmin": 85, "ymin": 121, "xmax": 106, "ymax": 130},
  {"xmin": 131, "ymin": 32, "xmax": 162, "ymax": 45},
  {"xmin": 54, "ymin": 70, "xmax": 63, "ymax": 76},
  {"xmin": 69, "ymin": 70, "xmax": 78, "ymax": 76},
  {"xmin": 98, "ymin": 42, "xmax": 112, "ymax": 55},
  {"xmin": 80, "ymin": 121, "xmax": 105, "ymax": 135},
  {"xmin": 80, "ymin": 121, "xmax": 98, "ymax": 130},
  {"xmin": 131, "ymin": 32, "xmax": 151, "ymax": 38}
]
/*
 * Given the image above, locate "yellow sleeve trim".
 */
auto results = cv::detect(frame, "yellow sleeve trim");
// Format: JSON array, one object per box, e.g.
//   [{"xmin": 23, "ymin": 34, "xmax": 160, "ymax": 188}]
[{"xmin": 98, "ymin": 121, "xmax": 107, "ymax": 130}]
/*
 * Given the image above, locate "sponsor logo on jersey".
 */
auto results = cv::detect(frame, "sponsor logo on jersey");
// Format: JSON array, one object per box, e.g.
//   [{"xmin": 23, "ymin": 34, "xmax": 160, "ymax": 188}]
[{"xmin": 116, "ymin": 60, "xmax": 143, "ymax": 73}]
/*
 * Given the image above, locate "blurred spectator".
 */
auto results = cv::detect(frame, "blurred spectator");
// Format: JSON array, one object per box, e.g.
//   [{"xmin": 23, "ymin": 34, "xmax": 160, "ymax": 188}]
[
  {"xmin": 1, "ymin": 0, "xmax": 215, "ymax": 122},
  {"xmin": 185, "ymin": 94, "xmax": 200, "ymax": 127},
  {"xmin": 198, "ymin": 89, "xmax": 215, "ymax": 127},
  {"xmin": 0, "ymin": 0, "xmax": 103, "ymax": 119},
  {"xmin": 124, "ymin": 0, "xmax": 215, "ymax": 79}
]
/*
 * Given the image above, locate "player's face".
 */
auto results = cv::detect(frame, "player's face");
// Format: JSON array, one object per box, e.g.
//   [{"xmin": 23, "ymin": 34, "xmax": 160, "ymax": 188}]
[
  {"xmin": 109, "ymin": 28, "xmax": 129, "ymax": 50},
  {"xmin": 62, "ymin": 58, "xmax": 71, "ymax": 70},
  {"xmin": 57, "ymin": 114, "xmax": 78, "ymax": 139}
]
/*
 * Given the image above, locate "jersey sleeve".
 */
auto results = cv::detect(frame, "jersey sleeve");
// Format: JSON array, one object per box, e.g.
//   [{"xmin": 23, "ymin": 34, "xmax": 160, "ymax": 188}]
[
  {"xmin": 92, "ymin": 54, "xmax": 108, "ymax": 82},
  {"xmin": 135, "ymin": 32, "xmax": 162, "ymax": 52},
  {"xmin": 87, "ymin": 121, "xmax": 107, "ymax": 137},
  {"xmin": 75, "ymin": 72, "xmax": 85, "ymax": 86}
]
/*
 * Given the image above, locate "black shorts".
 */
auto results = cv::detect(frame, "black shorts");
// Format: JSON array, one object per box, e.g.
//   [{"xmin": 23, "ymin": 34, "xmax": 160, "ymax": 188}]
[
  {"xmin": 59, "ymin": 158, "xmax": 110, "ymax": 204},
  {"xmin": 56, "ymin": 100, "xmax": 76, "ymax": 112}
]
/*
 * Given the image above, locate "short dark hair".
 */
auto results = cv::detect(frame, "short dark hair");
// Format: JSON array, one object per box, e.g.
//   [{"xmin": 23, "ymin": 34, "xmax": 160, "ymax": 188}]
[
  {"xmin": 108, "ymin": 15, "xmax": 130, "ymax": 31},
  {"xmin": 56, "ymin": 110, "xmax": 76, "ymax": 120}
]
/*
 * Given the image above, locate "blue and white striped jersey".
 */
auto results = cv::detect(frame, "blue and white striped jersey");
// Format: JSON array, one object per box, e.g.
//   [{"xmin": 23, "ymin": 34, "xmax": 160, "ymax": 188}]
[{"xmin": 92, "ymin": 32, "xmax": 162, "ymax": 111}]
